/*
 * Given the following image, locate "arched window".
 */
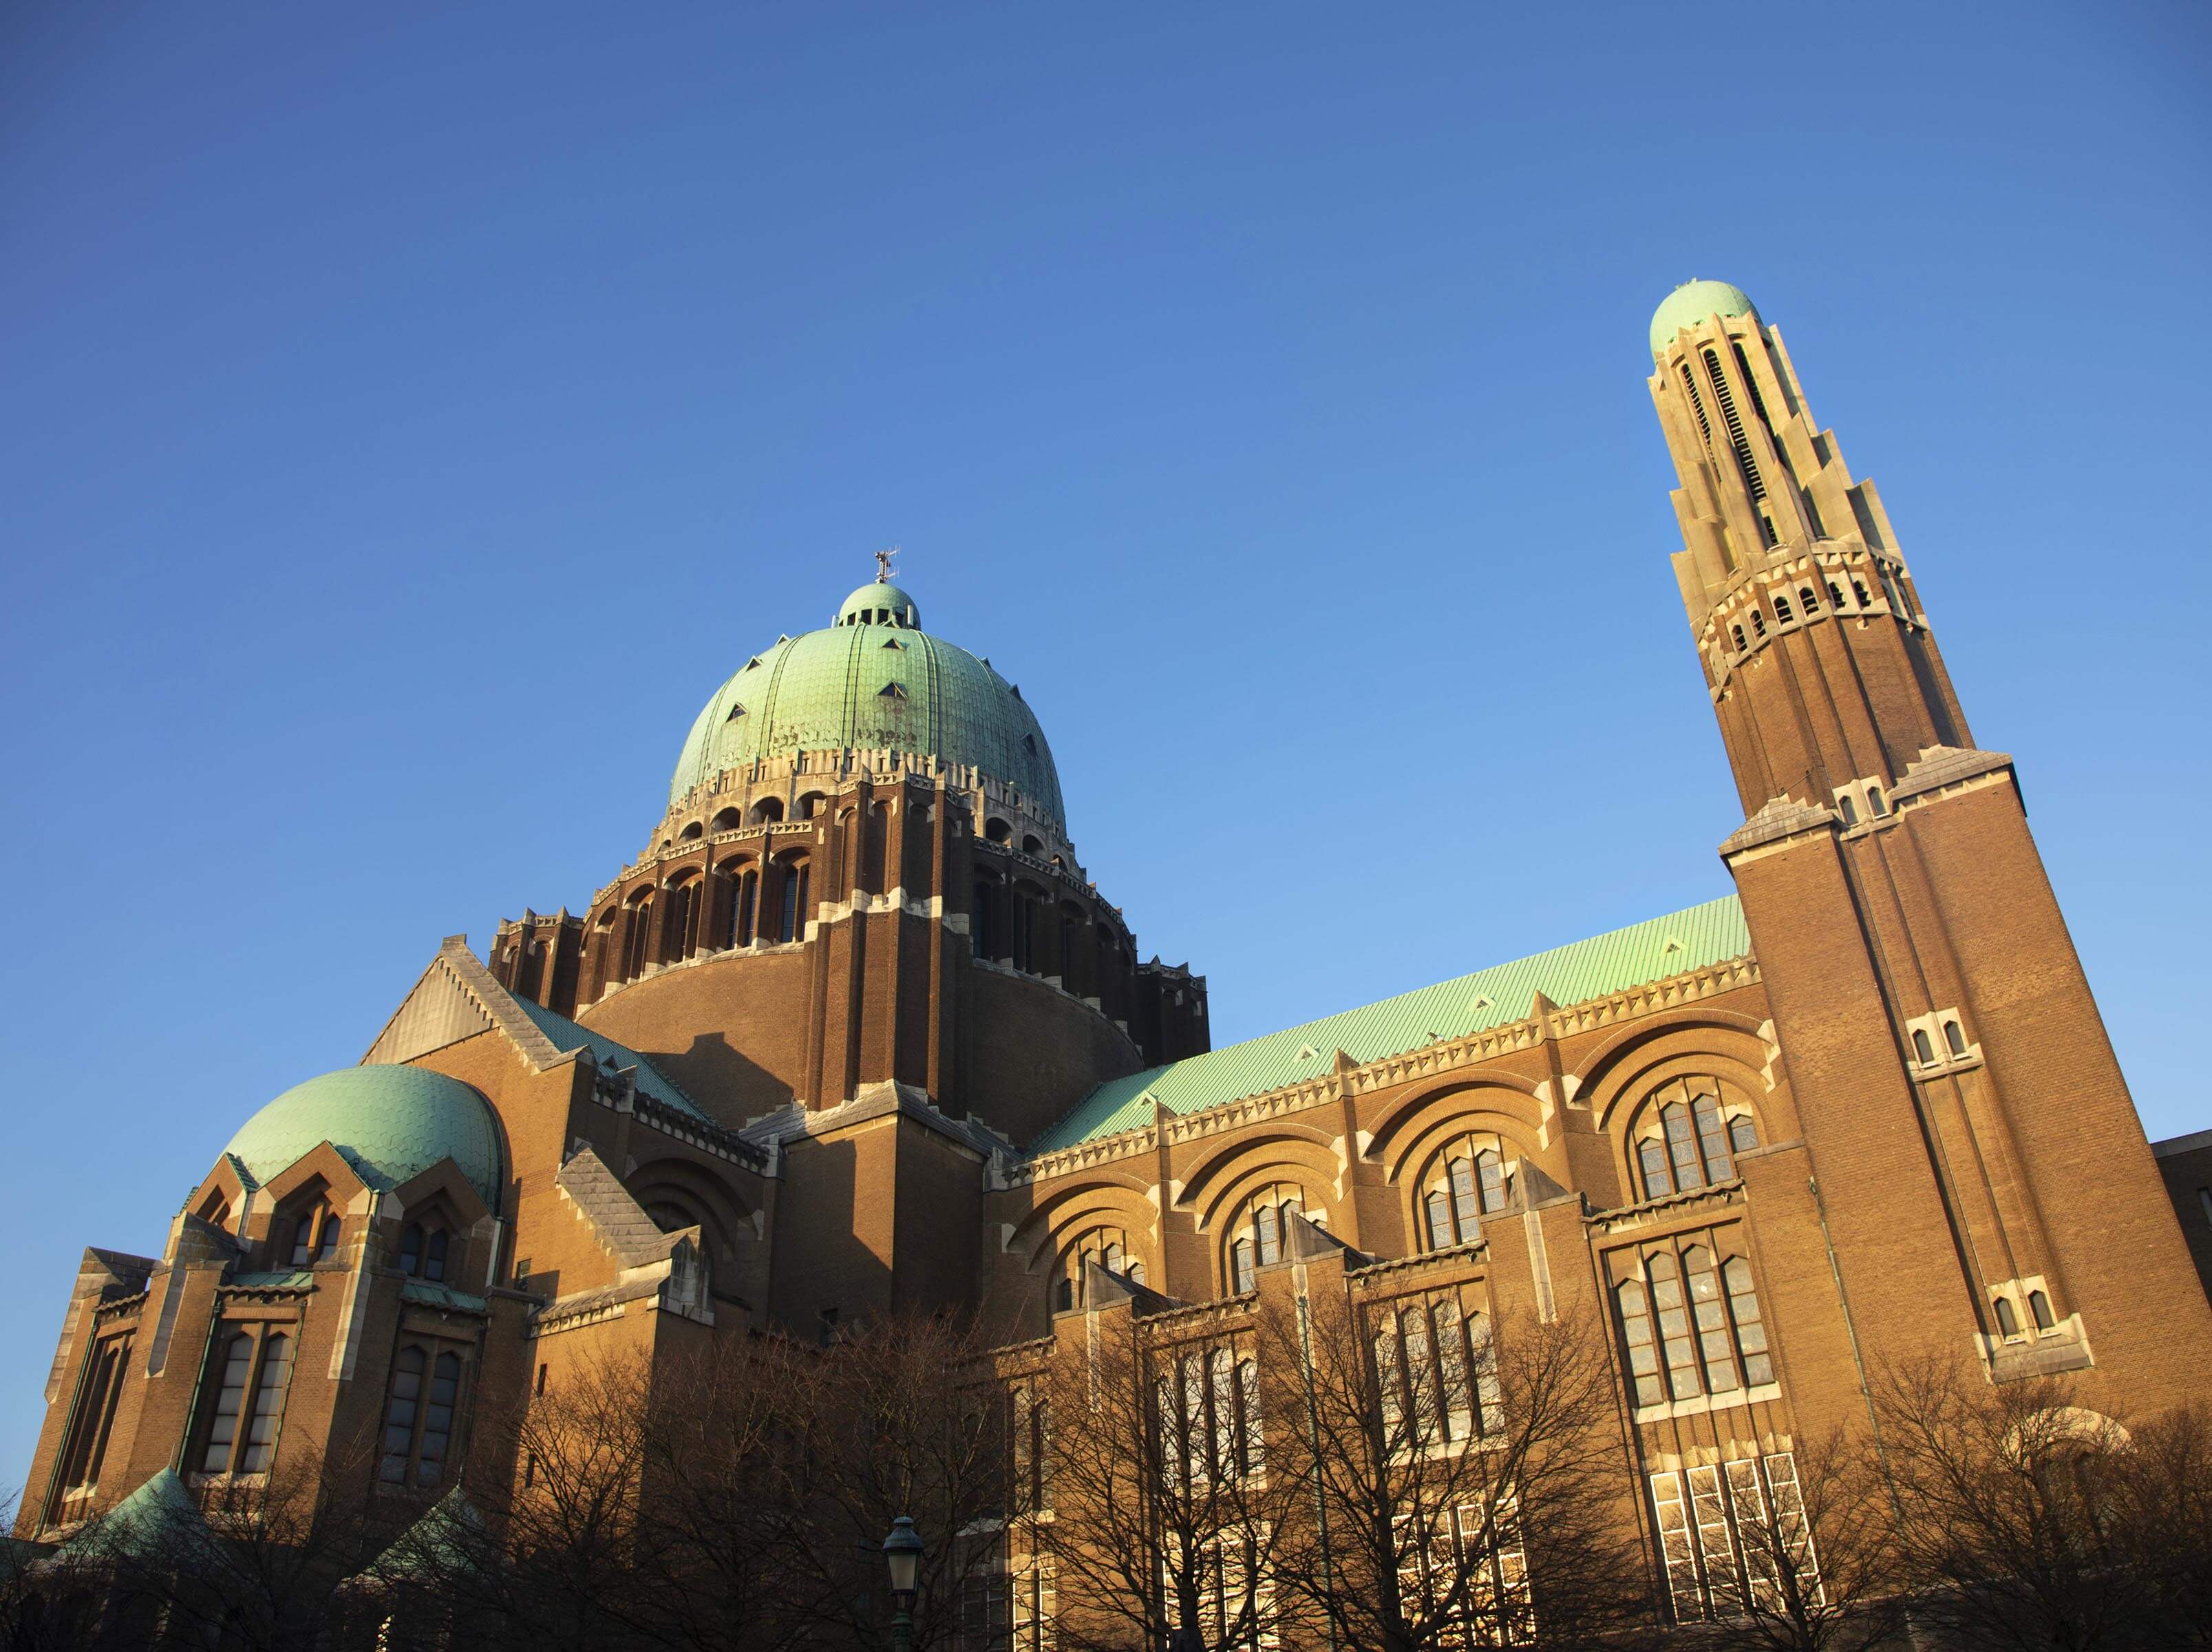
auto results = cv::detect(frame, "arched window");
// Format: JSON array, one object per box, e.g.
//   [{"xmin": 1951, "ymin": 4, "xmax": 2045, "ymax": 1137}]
[
  {"xmin": 1021, "ymin": 834, "xmax": 1045, "ymax": 857},
  {"xmin": 1774, "ymin": 592, "xmax": 1795, "ymax": 624},
  {"xmin": 1852, "ymin": 578, "xmax": 1873, "ymax": 607},
  {"xmin": 1829, "ymin": 580, "xmax": 1848, "ymax": 610},
  {"xmin": 1838, "ymin": 792, "xmax": 1860, "ymax": 826},
  {"xmin": 1731, "ymin": 624, "xmax": 1747, "ymax": 652},
  {"xmin": 796, "ymin": 791, "xmax": 825, "ymax": 820},
  {"xmin": 1421, "ymin": 1139, "xmax": 1509, "ymax": 1249},
  {"xmin": 1913, "ymin": 1028, "xmax": 1937, "ymax": 1065},
  {"xmin": 1867, "ymin": 784, "xmax": 1889, "ymax": 817},
  {"xmin": 862, "ymin": 803, "xmax": 890, "ymax": 896},
  {"xmin": 1635, "ymin": 1079, "xmax": 1752, "ymax": 1199},
  {"xmin": 1230, "ymin": 1236, "xmax": 1256, "ymax": 1295},
  {"xmin": 1751, "ymin": 609, "xmax": 1768, "ymax": 639},
  {"xmin": 986, "ymin": 817, "xmax": 1012, "ymax": 845},
  {"xmin": 777, "ymin": 860, "xmax": 809, "ymax": 944},
  {"xmin": 1057, "ymin": 1228, "xmax": 1141, "ymax": 1310},
  {"xmin": 710, "ymin": 807, "xmax": 743, "ymax": 833},
  {"xmin": 661, "ymin": 878, "xmax": 696, "ymax": 964},
  {"xmin": 1647, "ymin": 1253, "xmax": 1700, "ymax": 1400},
  {"xmin": 1944, "ymin": 1019, "xmax": 1968, "ymax": 1057},
  {"xmin": 1615, "ymin": 1278, "xmax": 1662, "ymax": 1408},
  {"xmin": 725, "ymin": 867, "xmax": 759, "ymax": 948},
  {"xmin": 972, "ymin": 880, "xmax": 997, "ymax": 960},
  {"xmin": 288, "ymin": 1200, "xmax": 338, "ymax": 1267},
  {"xmin": 621, "ymin": 893, "xmax": 655, "ymax": 979},
  {"xmin": 1994, "ymin": 1296, "xmax": 2021, "ymax": 1339},
  {"xmin": 1231, "ymin": 1185, "xmax": 1310, "ymax": 1284},
  {"xmin": 679, "ymin": 821, "xmax": 703, "ymax": 842},
  {"xmin": 238, "ymin": 1333, "xmax": 292, "ymax": 1473},
  {"xmin": 749, "ymin": 796, "xmax": 784, "ymax": 826},
  {"xmin": 1799, "ymin": 584, "xmax": 1820, "ymax": 613},
  {"xmin": 2028, "ymin": 1289, "xmax": 2054, "ymax": 1331},
  {"xmin": 202, "ymin": 1333, "xmax": 255, "ymax": 1472}
]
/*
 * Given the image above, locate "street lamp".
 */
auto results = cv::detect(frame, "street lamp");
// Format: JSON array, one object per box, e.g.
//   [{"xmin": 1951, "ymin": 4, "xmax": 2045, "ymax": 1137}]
[{"xmin": 882, "ymin": 1515, "xmax": 923, "ymax": 1652}]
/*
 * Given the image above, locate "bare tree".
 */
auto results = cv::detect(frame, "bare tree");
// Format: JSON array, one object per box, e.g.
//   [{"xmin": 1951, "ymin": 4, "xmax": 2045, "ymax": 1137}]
[
  {"xmin": 1034, "ymin": 1304, "xmax": 1308, "ymax": 1652},
  {"xmin": 1873, "ymin": 1355, "xmax": 2147, "ymax": 1652},
  {"xmin": 1697, "ymin": 1426, "xmax": 1906, "ymax": 1652},
  {"xmin": 1256, "ymin": 1285, "xmax": 1652, "ymax": 1652},
  {"xmin": 2106, "ymin": 1400, "xmax": 2212, "ymax": 1649}
]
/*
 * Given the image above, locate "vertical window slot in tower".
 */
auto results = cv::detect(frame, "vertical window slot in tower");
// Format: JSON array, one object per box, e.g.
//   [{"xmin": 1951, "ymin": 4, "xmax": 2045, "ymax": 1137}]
[{"xmin": 1702, "ymin": 348, "xmax": 1768, "ymax": 502}]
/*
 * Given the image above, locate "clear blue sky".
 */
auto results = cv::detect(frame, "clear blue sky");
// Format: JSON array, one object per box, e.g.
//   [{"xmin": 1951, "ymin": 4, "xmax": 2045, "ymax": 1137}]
[{"xmin": 3, "ymin": 3, "xmax": 2208, "ymax": 1490}]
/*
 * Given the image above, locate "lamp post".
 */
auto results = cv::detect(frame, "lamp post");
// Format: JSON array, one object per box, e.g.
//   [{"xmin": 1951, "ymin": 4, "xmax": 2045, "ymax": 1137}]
[{"xmin": 882, "ymin": 1515, "xmax": 923, "ymax": 1652}]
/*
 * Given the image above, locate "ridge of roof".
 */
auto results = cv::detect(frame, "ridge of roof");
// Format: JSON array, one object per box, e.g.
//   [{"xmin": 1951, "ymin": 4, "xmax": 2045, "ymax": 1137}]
[
  {"xmin": 1030, "ymin": 894, "xmax": 1750, "ymax": 1154},
  {"xmin": 512, "ymin": 997, "xmax": 708, "ymax": 1121}
]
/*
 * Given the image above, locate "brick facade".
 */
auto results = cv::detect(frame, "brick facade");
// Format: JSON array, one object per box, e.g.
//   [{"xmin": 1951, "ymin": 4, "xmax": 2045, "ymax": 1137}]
[{"xmin": 19, "ymin": 286, "xmax": 2211, "ymax": 1644}]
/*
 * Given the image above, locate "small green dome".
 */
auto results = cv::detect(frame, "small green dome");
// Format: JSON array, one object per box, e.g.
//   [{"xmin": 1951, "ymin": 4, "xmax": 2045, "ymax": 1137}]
[
  {"xmin": 668, "ymin": 582, "xmax": 1065, "ymax": 827},
  {"xmin": 835, "ymin": 580, "xmax": 922, "ymax": 629},
  {"xmin": 1650, "ymin": 279, "xmax": 1758, "ymax": 359},
  {"xmin": 220, "ymin": 1066, "xmax": 504, "ymax": 1204}
]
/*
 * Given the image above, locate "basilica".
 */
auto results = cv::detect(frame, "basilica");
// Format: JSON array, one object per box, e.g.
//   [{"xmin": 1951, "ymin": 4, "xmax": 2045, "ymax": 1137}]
[{"xmin": 21, "ymin": 284, "xmax": 2212, "ymax": 1630}]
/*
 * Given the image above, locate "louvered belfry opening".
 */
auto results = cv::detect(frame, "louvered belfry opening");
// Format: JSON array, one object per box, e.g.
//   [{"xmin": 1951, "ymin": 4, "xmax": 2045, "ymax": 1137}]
[{"xmin": 1700, "ymin": 347, "xmax": 1767, "ymax": 503}]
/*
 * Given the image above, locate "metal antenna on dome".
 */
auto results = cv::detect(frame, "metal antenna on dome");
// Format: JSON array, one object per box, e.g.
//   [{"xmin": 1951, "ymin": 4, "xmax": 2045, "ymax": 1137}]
[{"xmin": 875, "ymin": 546, "xmax": 900, "ymax": 584}]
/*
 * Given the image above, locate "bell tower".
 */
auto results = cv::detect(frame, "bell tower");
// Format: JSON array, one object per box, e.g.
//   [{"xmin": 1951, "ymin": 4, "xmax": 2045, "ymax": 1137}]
[{"xmin": 1647, "ymin": 282, "xmax": 2212, "ymax": 1412}]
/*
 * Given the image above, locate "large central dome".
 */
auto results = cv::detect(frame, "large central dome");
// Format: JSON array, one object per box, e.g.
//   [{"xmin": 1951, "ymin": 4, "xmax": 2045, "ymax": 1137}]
[{"xmin": 668, "ymin": 577, "xmax": 1066, "ymax": 827}]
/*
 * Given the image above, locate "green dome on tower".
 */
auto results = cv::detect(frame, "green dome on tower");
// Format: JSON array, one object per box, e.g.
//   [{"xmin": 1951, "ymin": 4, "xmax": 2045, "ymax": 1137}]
[
  {"xmin": 220, "ymin": 1066, "xmax": 505, "ymax": 1205},
  {"xmin": 668, "ymin": 576, "xmax": 1066, "ymax": 827},
  {"xmin": 1650, "ymin": 279, "xmax": 1758, "ymax": 359}
]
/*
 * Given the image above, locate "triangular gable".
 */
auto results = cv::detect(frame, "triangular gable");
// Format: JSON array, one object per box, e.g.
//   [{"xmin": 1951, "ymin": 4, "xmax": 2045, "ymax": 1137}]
[{"xmin": 360, "ymin": 938, "xmax": 705, "ymax": 1121}]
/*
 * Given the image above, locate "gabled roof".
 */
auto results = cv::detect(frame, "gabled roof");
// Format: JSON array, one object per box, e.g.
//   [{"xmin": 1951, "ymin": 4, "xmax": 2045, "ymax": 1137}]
[
  {"xmin": 363, "ymin": 937, "xmax": 708, "ymax": 1123},
  {"xmin": 58, "ymin": 1468, "xmax": 217, "ymax": 1565},
  {"xmin": 555, "ymin": 1146, "xmax": 691, "ymax": 1269},
  {"xmin": 362, "ymin": 1487, "xmax": 487, "ymax": 1585},
  {"xmin": 1032, "ymin": 895, "xmax": 1751, "ymax": 1152}
]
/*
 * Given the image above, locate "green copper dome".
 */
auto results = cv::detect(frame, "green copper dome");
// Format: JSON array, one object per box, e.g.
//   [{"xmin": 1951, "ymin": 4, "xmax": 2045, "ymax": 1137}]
[
  {"xmin": 220, "ymin": 1066, "xmax": 505, "ymax": 1205},
  {"xmin": 668, "ymin": 581, "xmax": 1065, "ymax": 826},
  {"xmin": 1650, "ymin": 279, "xmax": 1758, "ymax": 359}
]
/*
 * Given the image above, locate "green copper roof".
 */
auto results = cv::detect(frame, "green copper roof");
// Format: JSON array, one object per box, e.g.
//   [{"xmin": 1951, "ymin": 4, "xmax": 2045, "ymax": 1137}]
[
  {"xmin": 60, "ymin": 1468, "xmax": 215, "ymax": 1563},
  {"xmin": 1650, "ymin": 279, "xmax": 1758, "ymax": 359},
  {"xmin": 513, "ymin": 998, "xmax": 709, "ymax": 1121},
  {"xmin": 667, "ymin": 584, "xmax": 1065, "ymax": 826},
  {"xmin": 220, "ymin": 1066, "xmax": 505, "ymax": 1204},
  {"xmin": 836, "ymin": 579, "xmax": 922, "ymax": 628},
  {"xmin": 1032, "ymin": 895, "xmax": 1750, "ymax": 1152}
]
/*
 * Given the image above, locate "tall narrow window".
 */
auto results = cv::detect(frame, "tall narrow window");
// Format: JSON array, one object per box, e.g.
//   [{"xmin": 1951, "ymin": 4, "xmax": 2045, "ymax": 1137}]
[
  {"xmin": 1425, "ymin": 1189, "xmax": 1454, "ymax": 1251},
  {"xmin": 1725, "ymin": 1257, "xmax": 1774, "ymax": 1384},
  {"xmin": 1434, "ymin": 1299, "xmax": 1473, "ymax": 1441},
  {"xmin": 1837, "ymin": 792, "xmax": 1860, "ymax": 827},
  {"xmin": 1731, "ymin": 624, "xmax": 1747, "ymax": 653},
  {"xmin": 2028, "ymin": 1289, "xmax": 2054, "ymax": 1332},
  {"xmin": 239, "ymin": 1333, "xmax": 292, "ymax": 1472},
  {"xmin": 1477, "ymin": 1149, "xmax": 1507, "ymax": 1213},
  {"xmin": 1751, "ymin": 609, "xmax": 1767, "ymax": 639},
  {"xmin": 59, "ymin": 1337, "xmax": 131, "ymax": 1495},
  {"xmin": 1703, "ymin": 346, "xmax": 1767, "ymax": 502},
  {"xmin": 1235, "ymin": 1358, "xmax": 1262, "ymax": 1476},
  {"xmin": 1773, "ymin": 592, "xmax": 1794, "ymax": 624},
  {"xmin": 1799, "ymin": 584, "xmax": 1820, "ymax": 613},
  {"xmin": 418, "ymin": 1353, "xmax": 460, "ymax": 1487},
  {"xmin": 1944, "ymin": 1019, "xmax": 1968, "ymax": 1057},
  {"xmin": 1449, "ymin": 1157, "xmax": 1480, "ymax": 1236},
  {"xmin": 1401, "ymin": 1305, "xmax": 1436, "ymax": 1448},
  {"xmin": 1639, "ymin": 1138, "xmax": 1673, "ymax": 1200},
  {"xmin": 1663, "ymin": 1105, "xmax": 1705, "ymax": 1194},
  {"xmin": 1648, "ymin": 1253, "xmax": 1701, "ymax": 1400},
  {"xmin": 1730, "ymin": 1114, "xmax": 1759, "ymax": 1156},
  {"xmin": 381, "ymin": 1347, "xmax": 425, "ymax": 1483},
  {"xmin": 400, "ymin": 1224, "xmax": 423, "ymax": 1276},
  {"xmin": 1867, "ymin": 785, "xmax": 1889, "ymax": 817},
  {"xmin": 1829, "ymin": 581, "xmax": 1848, "ymax": 610},
  {"xmin": 1684, "ymin": 1246, "xmax": 1738, "ymax": 1395},
  {"xmin": 1375, "ymin": 1315, "xmax": 1404, "ymax": 1439},
  {"xmin": 424, "ymin": 1229, "xmax": 449, "ymax": 1284},
  {"xmin": 972, "ymin": 881, "xmax": 996, "ymax": 960},
  {"xmin": 1913, "ymin": 1028, "xmax": 1937, "ymax": 1065},
  {"xmin": 730, "ymin": 869, "xmax": 758, "ymax": 947},
  {"xmin": 1692, "ymin": 1093, "xmax": 1735, "ymax": 1183},
  {"xmin": 1616, "ymin": 1280, "xmax": 1663, "ymax": 1408},
  {"xmin": 202, "ymin": 1334, "xmax": 255, "ymax": 1472},
  {"xmin": 1231, "ymin": 1237, "xmax": 1255, "ymax": 1295},
  {"xmin": 778, "ymin": 862, "xmax": 808, "ymax": 944},
  {"xmin": 1994, "ymin": 1296, "xmax": 2021, "ymax": 1339}
]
